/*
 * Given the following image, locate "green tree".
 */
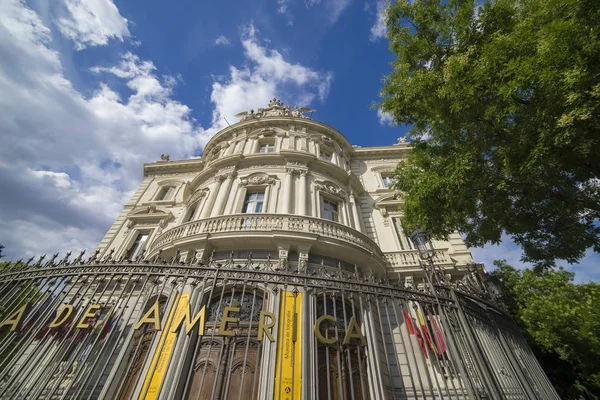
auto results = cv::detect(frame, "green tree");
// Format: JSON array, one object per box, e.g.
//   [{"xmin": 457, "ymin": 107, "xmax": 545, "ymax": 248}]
[
  {"xmin": 491, "ymin": 260, "xmax": 600, "ymax": 398},
  {"xmin": 380, "ymin": 0, "xmax": 600, "ymax": 267}
]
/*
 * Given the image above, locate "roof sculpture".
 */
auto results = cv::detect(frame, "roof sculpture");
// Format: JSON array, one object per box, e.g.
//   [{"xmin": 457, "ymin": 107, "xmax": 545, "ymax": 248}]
[{"xmin": 235, "ymin": 98, "xmax": 315, "ymax": 121}]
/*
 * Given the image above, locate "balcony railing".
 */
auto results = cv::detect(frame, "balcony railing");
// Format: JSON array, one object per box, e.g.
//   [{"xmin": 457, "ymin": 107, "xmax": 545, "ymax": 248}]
[
  {"xmin": 384, "ymin": 249, "xmax": 453, "ymax": 269},
  {"xmin": 149, "ymin": 214, "xmax": 386, "ymax": 260}
]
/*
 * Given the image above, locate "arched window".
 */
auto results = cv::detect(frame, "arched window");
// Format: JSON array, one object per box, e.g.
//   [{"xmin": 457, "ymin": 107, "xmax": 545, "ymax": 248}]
[{"xmin": 185, "ymin": 290, "xmax": 266, "ymax": 400}]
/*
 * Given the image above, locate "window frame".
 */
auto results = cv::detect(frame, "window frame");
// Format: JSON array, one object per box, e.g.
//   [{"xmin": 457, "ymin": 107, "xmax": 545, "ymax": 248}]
[
  {"xmin": 321, "ymin": 197, "xmax": 340, "ymax": 222},
  {"xmin": 125, "ymin": 231, "xmax": 150, "ymax": 260},
  {"xmin": 380, "ymin": 174, "xmax": 394, "ymax": 189},
  {"xmin": 242, "ymin": 190, "xmax": 266, "ymax": 214},
  {"xmin": 391, "ymin": 217, "xmax": 414, "ymax": 250},
  {"xmin": 155, "ymin": 186, "xmax": 175, "ymax": 201},
  {"xmin": 183, "ymin": 203, "xmax": 198, "ymax": 223},
  {"xmin": 319, "ymin": 146, "xmax": 333, "ymax": 162},
  {"xmin": 257, "ymin": 140, "xmax": 275, "ymax": 153}
]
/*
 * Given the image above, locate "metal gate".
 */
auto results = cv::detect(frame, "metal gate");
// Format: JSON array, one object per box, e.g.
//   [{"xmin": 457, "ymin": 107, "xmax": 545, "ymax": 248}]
[{"xmin": 0, "ymin": 251, "xmax": 559, "ymax": 399}]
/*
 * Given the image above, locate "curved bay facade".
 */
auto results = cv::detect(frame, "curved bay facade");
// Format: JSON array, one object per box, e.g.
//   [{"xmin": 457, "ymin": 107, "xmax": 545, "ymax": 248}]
[{"xmin": 0, "ymin": 100, "xmax": 558, "ymax": 399}]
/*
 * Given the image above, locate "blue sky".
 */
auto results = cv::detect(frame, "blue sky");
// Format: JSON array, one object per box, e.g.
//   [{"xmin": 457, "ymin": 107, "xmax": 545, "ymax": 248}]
[{"xmin": 0, "ymin": 0, "xmax": 598, "ymax": 282}]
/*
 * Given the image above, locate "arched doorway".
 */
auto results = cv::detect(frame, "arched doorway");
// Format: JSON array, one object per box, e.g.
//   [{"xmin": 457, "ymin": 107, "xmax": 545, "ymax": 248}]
[
  {"xmin": 315, "ymin": 296, "xmax": 370, "ymax": 400},
  {"xmin": 185, "ymin": 290, "xmax": 265, "ymax": 400}
]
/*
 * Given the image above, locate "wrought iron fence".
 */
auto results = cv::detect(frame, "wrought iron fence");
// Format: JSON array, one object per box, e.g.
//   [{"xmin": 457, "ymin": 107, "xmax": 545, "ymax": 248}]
[{"xmin": 0, "ymin": 250, "xmax": 559, "ymax": 399}]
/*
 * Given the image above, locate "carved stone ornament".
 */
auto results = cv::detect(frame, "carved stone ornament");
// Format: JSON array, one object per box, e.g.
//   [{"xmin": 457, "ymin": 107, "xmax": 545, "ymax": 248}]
[
  {"xmin": 240, "ymin": 173, "xmax": 276, "ymax": 187},
  {"xmin": 397, "ymin": 136, "xmax": 407, "ymax": 144},
  {"xmin": 159, "ymin": 154, "xmax": 170, "ymax": 161},
  {"xmin": 147, "ymin": 204, "xmax": 157, "ymax": 213},
  {"xmin": 188, "ymin": 188, "xmax": 209, "ymax": 205},
  {"xmin": 315, "ymin": 181, "xmax": 346, "ymax": 199},
  {"xmin": 234, "ymin": 99, "xmax": 315, "ymax": 121}
]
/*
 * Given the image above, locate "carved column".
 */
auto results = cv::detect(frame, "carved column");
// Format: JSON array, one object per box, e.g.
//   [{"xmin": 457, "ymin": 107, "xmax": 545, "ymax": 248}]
[
  {"xmin": 264, "ymin": 185, "xmax": 271, "ymax": 212},
  {"xmin": 236, "ymin": 136, "xmax": 248, "ymax": 154},
  {"xmin": 211, "ymin": 172, "xmax": 235, "ymax": 217},
  {"xmin": 200, "ymin": 177, "xmax": 223, "ymax": 218},
  {"xmin": 223, "ymin": 142, "xmax": 234, "ymax": 157},
  {"xmin": 282, "ymin": 168, "xmax": 293, "ymax": 214},
  {"xmin": 298, "ymin": 171, "xmax": 307, "ymax": 216},
  {"xmin": 342, "ymin": 199, "xmax": 351, "ymax": 227},
  {"xmin": 350, "ymin": 191, "xmax": 364, "ymax": 233}
]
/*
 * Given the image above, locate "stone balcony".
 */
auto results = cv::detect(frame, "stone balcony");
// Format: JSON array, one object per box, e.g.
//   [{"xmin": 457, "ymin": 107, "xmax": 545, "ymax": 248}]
[
  {"xmin": 384, "ymin": 249, "xmax": 463, "ymax": 278},
  {"xmin": 148, "ymin": 213, "xmax": 388, "ymax": 272}
]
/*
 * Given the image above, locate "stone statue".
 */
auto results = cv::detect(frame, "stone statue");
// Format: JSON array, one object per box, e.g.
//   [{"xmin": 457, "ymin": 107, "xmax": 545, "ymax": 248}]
[
  {"xmin": 160, "ymin": 154, "xmax": 170, "ymax": 161},
  {"xmin": 235, "ymin": 99, "xmax": 316, "ymax": 121},
  {"xmin": 397, "ymin": 136, "xmax": 407, "ymax": 144}
]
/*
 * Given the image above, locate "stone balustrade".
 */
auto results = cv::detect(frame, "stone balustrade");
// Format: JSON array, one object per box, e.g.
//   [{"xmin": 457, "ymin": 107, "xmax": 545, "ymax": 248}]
[
  {"xmin": 149, "ymin": 214, "xmax": 386, "ymax": 260},
  {"xmin": 384, "ymin": 249, "xmax": 453, "ymax": 269}
]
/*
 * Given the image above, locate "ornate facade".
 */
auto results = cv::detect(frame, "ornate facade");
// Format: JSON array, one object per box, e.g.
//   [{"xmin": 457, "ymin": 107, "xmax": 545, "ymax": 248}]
[{"xmin": 0, "ymin": 99, "xmax": 558, "ymax": 399}]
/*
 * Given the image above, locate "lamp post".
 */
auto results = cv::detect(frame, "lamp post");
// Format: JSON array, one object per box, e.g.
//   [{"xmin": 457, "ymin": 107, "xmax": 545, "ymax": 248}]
[
  {"xmin": 410, "ymin": 226, "xmax": 445, "ymax": 285},
  {"xmin": 410, "ymin": 226, "xmax": 481, "ymax": 399}
]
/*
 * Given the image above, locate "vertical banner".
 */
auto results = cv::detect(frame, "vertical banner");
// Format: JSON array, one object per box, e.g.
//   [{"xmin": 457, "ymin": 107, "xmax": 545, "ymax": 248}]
[
  {"xmin": 274, "ymin": 291, "xmax": 302, "ymax": 400},
  {"xmin": 139, "ymin": 292, "xmax": 190, "ymax": 400}
]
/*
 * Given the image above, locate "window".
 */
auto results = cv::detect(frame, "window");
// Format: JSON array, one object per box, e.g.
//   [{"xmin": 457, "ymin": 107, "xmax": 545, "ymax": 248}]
[
  {"xmin": 381, "ymin": 174, "xmax": 394, "ymax": 188},
  {"xmin": 184, "ymin": 204, "xmax": 197, "ymax": 223},
  {"xmin": 392, "ymin": 217, "xmax": 414, "ymax": 250},
  {"xmin": 126, "ymin": 233, "xmax": 149, "ymax": 260},
  {"xmin": 319, "ymin": 146, "xmax": 332, "ymax": 161},
  {"xmin": 242, "ymin": 192, "xmax": 265, "ymax": 213},
  {"xmin": 258, "ymin": 141, "xmax": 275, "ymax": 153},
  {"xmin": 156, "ymin": 186, "xmax": 175, "ymax": 201},
  {"xmin": 322, "ymin": 198, "xmax": 339, "ymax": 222}
]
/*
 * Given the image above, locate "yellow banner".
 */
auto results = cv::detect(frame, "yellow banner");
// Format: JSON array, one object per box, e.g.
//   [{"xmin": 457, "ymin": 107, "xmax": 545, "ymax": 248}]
[
  {"xmin": 274, "ymin": 291, "xmax": 302, "ymax": 400},
  {"xmin": 139, "ymin": 292, "xmax": 190, "ymax": 400}
]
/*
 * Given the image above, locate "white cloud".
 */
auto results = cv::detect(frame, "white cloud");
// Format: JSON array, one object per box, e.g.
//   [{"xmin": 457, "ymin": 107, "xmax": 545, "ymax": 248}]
[
  {"xmin": 209, "ymin": 24, "xmax": 333, "ymax": 134},
  {"xmin": 214, "ymin": 35, "xmax": 230, "ymax": 46},
  {"xmin": 0, "ymin": 0, "xmax": 202, "ymax": 258},
  {"xmin": 0, "ymin": 4, "xmax": 333, "ymax": 259},
  {"xmin": 277, "ymin": 0, "xmax": 295, "ymax": 25},
  {"xmin": 369, "ymin": 0, "xmax": 388, "ymax": 41},
  {"xmin": 377, "ymin": 109, "xmax": 393, "ymax": 125},
  {"xmin": 55, "ymin": 0, "xmax": 130, "ymax": 50}
]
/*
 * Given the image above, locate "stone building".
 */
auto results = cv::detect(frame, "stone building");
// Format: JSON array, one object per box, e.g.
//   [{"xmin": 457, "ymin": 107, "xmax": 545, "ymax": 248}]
[
  {"xmin": 0, "ymin": 99, "xmax": 558, "ymax": 399},
  {"xmin": 98, "ymin": 98, "xmax": 473, "ymax": 282}
]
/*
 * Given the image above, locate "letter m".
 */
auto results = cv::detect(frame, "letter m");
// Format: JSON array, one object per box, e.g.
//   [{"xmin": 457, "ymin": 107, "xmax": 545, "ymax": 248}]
[{"xmin": 170, "ymin": 304, "xmax": 206, "ymax": 335}]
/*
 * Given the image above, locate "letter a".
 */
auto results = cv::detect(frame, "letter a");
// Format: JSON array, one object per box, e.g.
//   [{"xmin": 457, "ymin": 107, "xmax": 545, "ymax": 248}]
[
  {"xmin": 0, "ymin": 304, "xmax": 28, "ymax": 332},
  {"xmin": 343, "ymin": 316, "xmax": 366, "ymax": 346},
  {"xmin": 135, "ymin": 301, "xmax": 162, "ymax": 330}
]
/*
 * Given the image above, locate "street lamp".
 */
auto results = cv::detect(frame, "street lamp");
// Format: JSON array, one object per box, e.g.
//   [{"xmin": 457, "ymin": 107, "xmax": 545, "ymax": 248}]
[
  {"xmin": 410, "ymin": 226, "xmax": 435, "ymax": 261},
  {"xmin": 410, "ymin": 226, "xmax": 445, "ymax": 285}
]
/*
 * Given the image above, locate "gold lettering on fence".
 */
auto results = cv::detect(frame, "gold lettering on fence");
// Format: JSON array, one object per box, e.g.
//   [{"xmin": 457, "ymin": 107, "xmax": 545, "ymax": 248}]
[
  {"xmin": 49, "ymin": 305, "xmax": 74, "ymax": 328},
  {"xmin": 314, "ymin": 314, "xmax": 336, "ymax": 344},
  {"xmin": 258, "ymin": 311, "xmax": 276, "ymax": 342},
  {"xmin": 343, "ymin": 316, "xmax": 366, "ymax": 346},
  {"xmin": 0, "ymin": 304, "xmax": 28, "ymax": 332},
  {"xmin": 135, "ymin": 301, "xmax": 162, "ymax": 330},
  {"xmin": 76, "ymin": 304, "xmax": 102, "ymax": 329},
  {"xmin": 219, "ymin": 305, "xmax": 240, "ymax": 336},
  {"xmin": 170, "ymin": 304, "xmax": 206, "ymax": 335}
]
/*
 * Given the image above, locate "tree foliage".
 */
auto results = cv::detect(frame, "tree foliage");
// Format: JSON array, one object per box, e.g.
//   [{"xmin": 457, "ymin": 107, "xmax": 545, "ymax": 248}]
[
  {"xmin": 491, "ymin": 261, "xmax": 600, "ymax": 398},
  {"xmin": 380, "ymin": 0, "xmax": 600, "ymax": 266}
]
